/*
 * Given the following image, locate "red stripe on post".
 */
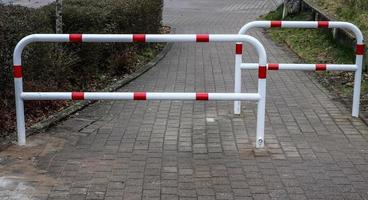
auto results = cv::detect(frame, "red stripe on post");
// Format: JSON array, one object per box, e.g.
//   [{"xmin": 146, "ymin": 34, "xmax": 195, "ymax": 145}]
[
  {"xmin": 316, "ymin": 64, "xmax": 327, "ymax": 71},
  {"xmin": 356, "ymin": 44, "xmax": 366, "ymax": 55},
  {"xmin": 13, "ymin": 65, "xmax": 22, "ymax": 78},
  {"xmin": 271, "ymin": 21, "xmax": 282, "ymax": 27},
  {"xmin": 258, "ymin": 66, "xmax": 267, "ymax": 79},
  {"xmin": 134, "ymin": 92, "xmax": 147, "ymax": 100},
  {"xmin": 69, "ymin": 34, "xmax": 83, "ymax": 42},
  {"xmin": 317, "ymin": 21, "xmax": 329, "ymax": 28},
  {"xmin": 196, "ymin": 34, "xmax": 209, "ymax": 42},
  {"xmin": 196, "ymin": 93, "xmax": 209, "ymax": 101},
  {"xmin": 235, "ymin": 43, "xmax": 243, "ymax": 54},
  {"xmin": 268, "ymin": 63, "xmax": 279, "ymax": 70},
  {"xmin": 72, "ymin": 92, "xmax": 85, "ymax": 100},
  {"xmin": 133, "ymin": 34, "xmax": 146, "ymax": 42}
]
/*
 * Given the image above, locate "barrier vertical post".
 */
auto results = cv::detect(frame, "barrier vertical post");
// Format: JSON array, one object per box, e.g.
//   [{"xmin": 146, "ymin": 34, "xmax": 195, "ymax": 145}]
[
  {"xmin": 234, "ymin": 42, "xmax": 242, "ymax": 114},
  {"xmin": 14, "ymin": 65, "xmax": 26, "ymax": 145},
  {"xmin": 353, "ymin": 43, "xmax": 365, "ymax": 117},
  {"xmin": 256, "ymin": 65, "xmax": 267, "ymax": 148}
]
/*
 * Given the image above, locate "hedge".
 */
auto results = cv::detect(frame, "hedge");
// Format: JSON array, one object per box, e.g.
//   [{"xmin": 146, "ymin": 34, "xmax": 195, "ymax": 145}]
[{"xmin": 0, "ymin": 0, "xmax": 163, "ymax": 137}]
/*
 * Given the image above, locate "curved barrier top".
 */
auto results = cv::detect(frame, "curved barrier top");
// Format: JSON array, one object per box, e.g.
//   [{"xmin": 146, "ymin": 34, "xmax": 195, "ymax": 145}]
[
  {"xmin": 13, "ymin": 34, "xmax": 268, "ymax": 148},
  {"xmin": 238, "ymin": 21, "xmax": 364, "ymax": 44},
  {"xmin": 234, "ymin": 21, "xmax": 365, "ymax": 117},
  {"xmin": 14, "ymin": 34, "xmax": 267, "ymax": 65}
]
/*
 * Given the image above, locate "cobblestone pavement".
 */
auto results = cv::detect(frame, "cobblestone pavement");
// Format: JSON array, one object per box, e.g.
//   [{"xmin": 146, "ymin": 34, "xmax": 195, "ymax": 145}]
[{"xmin": 1, "ymin": 0, "xmax": 368, "ymax": 199}]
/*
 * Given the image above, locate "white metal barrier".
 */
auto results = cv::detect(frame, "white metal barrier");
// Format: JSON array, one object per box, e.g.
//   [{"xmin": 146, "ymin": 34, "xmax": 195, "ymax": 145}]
[
  {"xmin": 14, "ymin": 34, "xmax": 268, "ymax": 148},
  {"xmin": 234, "ymin": 21, "xmax": 365, "ymax": 117}
]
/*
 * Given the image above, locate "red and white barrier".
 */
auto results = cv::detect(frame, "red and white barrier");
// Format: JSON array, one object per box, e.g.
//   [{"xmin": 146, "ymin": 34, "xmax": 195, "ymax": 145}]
[
  {"xmin": 14, "ymin": 34, "xmax": 268, "ymax": 148},
  {"xmin": 235, "ymin": 21, "xmax": 365, "ymax": 118}
]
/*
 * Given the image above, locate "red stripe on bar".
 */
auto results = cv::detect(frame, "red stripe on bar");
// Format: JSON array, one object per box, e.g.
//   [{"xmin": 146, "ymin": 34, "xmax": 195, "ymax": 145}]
[
  {"xmin": 196, "ymin": 34, "xmax": 209, "ymax": 42},
  {"xmin": 268, "ymin": 63, "xmax": 279, "ymax": 70},
  {"xmin": 356, "ymin": 44, "xmax": 365, "ymax": 55},
  {"xmin": 134, "ymin": 92, "xmax": 147, "ymax": 100},
  {"xmin": 13, "ymin": 65, "xmax": 22, "ymax": 78},
  {"xmin": 258, "ymin": 66, "xmax": 267, "ymax": 79},
  {"xmin": 196, "ymin": 93, "xmax": 209, "ymax": 100},
  {"xmin": 317, "ymin": 21, "xmax": 329, "ymax": 28},
  {"xmin": 72, "ymin": 92, "xmax": 85, "ymax": 100},
  {"xmin": 271, "ymin": 21, "xmax": 282, "ymax": 27},
  {"xmin": 133, "ymin": 34, "xmax": 146, "ymax": 42},
  {"xmin": 235, "ymin": 43, "xmax": 243, "ymax": 54},
  {"xmin": 69, "ymin": 34, "xmax": 83, "ymax": 42},
  {"xmin": 316, "ymin": 64, "xmax": 327, "ymax": 71}
]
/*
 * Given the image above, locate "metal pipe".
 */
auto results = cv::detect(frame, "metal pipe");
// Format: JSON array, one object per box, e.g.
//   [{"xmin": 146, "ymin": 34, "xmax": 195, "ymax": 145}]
[
  {"xmin": 13, "ymin": 33, "xmax": 268, "ymax": 147},
  {"xmin": 240, "ymin": 63, "xmax": 358, "ymax": 71},
  {"xmin": 21, "ymin": 92, "xmax": 261, "ymax": 101},
  {"xmin": 236, "ymin": 20, "xmax": 364, "ymax": 117}
]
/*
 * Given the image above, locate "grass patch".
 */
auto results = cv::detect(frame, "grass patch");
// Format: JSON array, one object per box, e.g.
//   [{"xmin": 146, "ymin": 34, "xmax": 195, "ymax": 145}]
[
  {"xmin": 262, "ymin": 6, "xmax": 368, "ymax": 110},
  {"xmin": 308, "ymin": 0, "xmax": 368, "ymax": 38}
]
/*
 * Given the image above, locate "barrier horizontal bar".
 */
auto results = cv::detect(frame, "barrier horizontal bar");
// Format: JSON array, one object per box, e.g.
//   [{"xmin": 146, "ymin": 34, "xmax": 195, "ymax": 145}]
[
  {"xmin": 21, "ymin": 92, "xmax": 261, "ymax": 101},
  {"xmin": 14, "ymin": 34, "xmax": 268, "ymax": 66},
  {"xmin": 240, "ymin": 63, "xmax": 357, "ymax": 71},
  {"xmin": 238, "ymin": 21, "xmax": 364, "ymax": 44},
  {"xmin": 15, "ymin": 34, "xmax": 269, "ymax": 43}
]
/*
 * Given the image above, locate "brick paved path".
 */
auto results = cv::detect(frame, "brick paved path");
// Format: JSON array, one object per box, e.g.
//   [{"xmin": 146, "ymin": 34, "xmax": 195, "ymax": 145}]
[{"xmin": 2, "ymin": 0, "xmax": 368, "ymax": 199}]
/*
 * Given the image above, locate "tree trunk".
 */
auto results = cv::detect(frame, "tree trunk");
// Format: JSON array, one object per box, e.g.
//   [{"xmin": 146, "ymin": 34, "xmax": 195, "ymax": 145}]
[
  {"xmin": 282, "ymin": 0, "xmax": 301, "ymax": 19},
  {"xmin": 55, "ymin": 0, "xmax": 63, "ymax": 67},
  {"xmin": 56, "ymin": 0, "xmax": 62, "ymax": 34}
]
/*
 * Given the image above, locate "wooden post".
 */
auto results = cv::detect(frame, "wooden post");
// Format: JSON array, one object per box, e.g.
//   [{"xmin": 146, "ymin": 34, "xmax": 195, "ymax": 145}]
[
  {"xmin": 332, "ymin": 28, "xmax": 337, "ymax": 39},
  {"xmin": 314, "ymin": 12, "xmax": 319, "ymax": 21},
  {"xmin": 282, "ymin": 0, "xmax": 288, "ymax": 19}
]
